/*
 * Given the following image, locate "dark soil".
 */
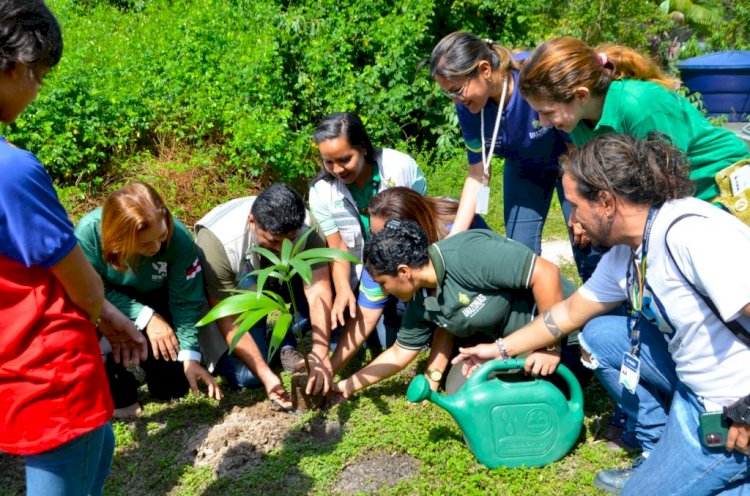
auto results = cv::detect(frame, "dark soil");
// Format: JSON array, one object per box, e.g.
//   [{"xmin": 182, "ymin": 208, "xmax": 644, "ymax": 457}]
[{"xmin": 332, "ymin": 450, "xmax": 422, "ymax": 495}]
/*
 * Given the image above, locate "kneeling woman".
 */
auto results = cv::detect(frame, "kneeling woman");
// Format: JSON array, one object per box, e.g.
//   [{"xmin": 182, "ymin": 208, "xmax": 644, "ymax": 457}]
[
  {"xmin": 332, "ymin": 220, "xmax": 582, "ymax": 398},
  {"xmin": 76, "ymin": 182, "xmax": 221, "ymax": 416}
]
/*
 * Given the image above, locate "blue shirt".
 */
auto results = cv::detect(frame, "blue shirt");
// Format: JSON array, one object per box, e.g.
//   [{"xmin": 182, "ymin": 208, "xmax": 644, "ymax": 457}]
[
  {"xmin": 456, "ymin": 68, "xmax": 569, "ymax": 171},
  {"xmin": 0, "ymin": 138, "xmax": 76, "ymax": 268}
]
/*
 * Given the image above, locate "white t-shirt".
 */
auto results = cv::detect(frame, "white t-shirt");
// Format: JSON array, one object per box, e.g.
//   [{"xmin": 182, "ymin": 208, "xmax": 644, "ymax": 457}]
[{"xmin": 579, "ymin": 197, "xmax": 750, "ymax": 408}]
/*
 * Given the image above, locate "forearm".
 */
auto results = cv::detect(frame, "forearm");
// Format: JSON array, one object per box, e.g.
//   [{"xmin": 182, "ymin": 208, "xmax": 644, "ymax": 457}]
[
  {"xmin": 530, "ymin": 257, "xmax": 564, "ymax": 314},
  {"xmin": 339, "ymin": 344, "xmax": 419, "ymax": 394},
  {"xmin": 330, "ymin": 305, "xmax": 383, "ymax": 374},
  {"xmin": 216, "ymin": 315, "xmax": 275, "ymax": 382},
  {"xmin": 305, "ymin": 281, "xmax": 333, "ymax": 357},
  {"xmin": 425, "ymin": 327, "xmax": 453, "ymax": 375},
  {"xmin": 450, "ymin": 174, "xmax": 483, "ymax": 235},
  {"xmin": 331, "ymin": 259, "xmax": 353, "ymax": 294},
  {"xmin": 50, "ymin": 244, "xmax": 104, "ymax": 323}
]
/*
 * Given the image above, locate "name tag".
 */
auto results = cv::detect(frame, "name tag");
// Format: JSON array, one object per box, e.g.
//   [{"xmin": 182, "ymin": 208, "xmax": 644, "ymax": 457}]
[
  {"xmin": 476, "ymin": 185, "xmax": 490, "ymax": 214},
  {"xmin": 619, "ymin": 352, "xmax": 640, "ymax": 394}
]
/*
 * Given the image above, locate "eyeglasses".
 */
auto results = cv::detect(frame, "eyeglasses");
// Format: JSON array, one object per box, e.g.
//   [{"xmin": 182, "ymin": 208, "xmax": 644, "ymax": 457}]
[{"xmin": 440, "ymin": 79, "xmax": 470, "ymax": 101}]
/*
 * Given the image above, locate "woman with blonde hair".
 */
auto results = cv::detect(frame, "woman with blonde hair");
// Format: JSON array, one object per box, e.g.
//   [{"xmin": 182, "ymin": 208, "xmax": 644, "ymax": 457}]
[
  {"xmin": 429, "ymin": 31, "xmax": 599, "ymax": 281},
  {"xmin": 518, "ymin": 36, "xmax": 749, "ymax": 203},
  {"xmin": 76, "ymin": 182, "xmax": 222, "ymax": 417}
]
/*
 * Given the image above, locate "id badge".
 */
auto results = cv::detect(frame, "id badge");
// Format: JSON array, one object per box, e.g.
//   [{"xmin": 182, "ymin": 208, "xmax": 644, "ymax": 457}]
[
  {"xmin": 619, "ymin": 352, "xmax": 641, "ymax": 394},
  {"xmin": 730, "ymin": 164, "xmax": 750, "ymax": 196},
  {"xmin": 476, "ymin": 185, "xmax": 490, "ymax": 214}
]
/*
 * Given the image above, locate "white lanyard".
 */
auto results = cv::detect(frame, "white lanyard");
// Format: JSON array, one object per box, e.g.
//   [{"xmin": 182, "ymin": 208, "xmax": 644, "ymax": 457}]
[{"xmin": 479, "ymin": 74, "xmax": 508, "ymax": 186}]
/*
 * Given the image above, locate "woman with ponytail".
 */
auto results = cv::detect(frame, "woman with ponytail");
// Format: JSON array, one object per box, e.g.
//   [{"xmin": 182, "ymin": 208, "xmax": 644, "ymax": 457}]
[
  {"xmin": 429, "ymin": 32, "xmax": 599, "ymax": 281},
  {"xmin": 519, "ymin": 37, "xmax": 749, "ymax": 203}
]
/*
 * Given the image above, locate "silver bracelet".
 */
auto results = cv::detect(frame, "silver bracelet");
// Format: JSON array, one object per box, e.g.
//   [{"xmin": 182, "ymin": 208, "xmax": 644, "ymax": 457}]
[{"xmin": 495, "ymin": 337, "xmax": 510, "ymax": 361}]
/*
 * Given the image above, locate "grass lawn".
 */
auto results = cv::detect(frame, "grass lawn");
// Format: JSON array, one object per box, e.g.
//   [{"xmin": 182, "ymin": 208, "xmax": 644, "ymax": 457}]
[{"xmin": 0, "ymin": 149, "xmax": 631, "ymax": 495}]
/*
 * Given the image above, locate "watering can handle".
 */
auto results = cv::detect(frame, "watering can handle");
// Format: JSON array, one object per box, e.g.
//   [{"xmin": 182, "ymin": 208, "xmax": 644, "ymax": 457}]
[{"xmin": 464, "ymin": 358, "xmax": 583, "ymax": 408}]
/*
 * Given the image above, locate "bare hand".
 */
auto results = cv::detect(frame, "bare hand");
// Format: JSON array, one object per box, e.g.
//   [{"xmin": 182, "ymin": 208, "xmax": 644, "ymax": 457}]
[
  {"xmin": 726, "ymin": 423, "xmax": 750, "ymax": 455},
  {"xmin": 524, "ymin": 349, "xmax": 561, "ymax": 376},
  {"xmin": 265, "ymin": 379, "xmax": 292, "ymax": 411},
  {"xmin": 331, "ymin": 289, "xmax": 356, "ymax": 329},
  {"xmin": 183, "ymin": 360, "xmax": 223, "ymax": 400},
  {"xmin": 145, "ymin": 313, "xmax": 179, "ymax": 361},
  {"xmin": 98, "ymin": 312, "xmax": 148, "ymax": 367},
  {"xmin": 452, "ymin": 343, "xmax": 498, "ymax": 377},
  {"xmin": 306, "ymin": 352, "xmax": 333, "ymax": 396},
  {"xmin": 570, "ymin": 222, "xmax": 590, "ymax": 248},
  {"xmin": 331, "ymin": 379, "xmax": 354, "ymax": 399}
]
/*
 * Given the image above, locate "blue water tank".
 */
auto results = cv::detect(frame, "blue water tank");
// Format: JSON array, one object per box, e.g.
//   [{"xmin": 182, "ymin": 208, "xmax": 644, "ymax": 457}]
[{"xmin": 677, "ymin": 51, "xmax": 750, "ymax": 122}]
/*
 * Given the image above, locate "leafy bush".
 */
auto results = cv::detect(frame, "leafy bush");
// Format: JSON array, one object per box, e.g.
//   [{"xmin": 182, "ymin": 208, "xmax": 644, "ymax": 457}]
[{"xmin": 0, "ymin": 0, "xmax": 689, "ymax": 189}]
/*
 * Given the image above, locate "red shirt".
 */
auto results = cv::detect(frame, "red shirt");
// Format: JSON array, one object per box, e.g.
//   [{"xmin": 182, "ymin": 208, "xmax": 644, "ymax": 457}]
[{"xmin": 0, "ymin": 255, "xmax": 113, "ymax": 455}]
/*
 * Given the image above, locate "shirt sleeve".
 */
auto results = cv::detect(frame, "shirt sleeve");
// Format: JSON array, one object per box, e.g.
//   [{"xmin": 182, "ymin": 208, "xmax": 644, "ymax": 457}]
[
  {"xmin": 308, "ymin": 182, "xmax": 339, "ymax": 236},
  {"xmin": 395, "ymin": 297, "xmax": 436, "ymax": 350},
  {"xmin": 195, "ymin": 227, "xmax": 237, "ymax": 300},
  {"xmin": 166, "ymin": 220, "xmax": 207, "ymax": 354},
  {"xmin": 456, "ymin": 103, "xmax": 484, "ymax": 165},
  {"xmin": 409, "ymin": 159, "xmax": 428, "ymax": 195},
  {"xmin": 357, "ymin": 267, "xmax": 388, "ymax": 310},
  {"xmin": 578, "ymin": 246, "xmax": 629, "ymax": 304},
  {"xmin": 0, "ymin": 148, "xmax": 77, "ymax": 268}
]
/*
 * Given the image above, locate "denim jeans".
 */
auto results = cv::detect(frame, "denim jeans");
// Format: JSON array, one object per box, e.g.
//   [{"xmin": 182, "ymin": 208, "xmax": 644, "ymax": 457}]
[
  {"xmin": 579, "ymin": 316, "xmax": 677, "ymax": 453},
  {"xmin": 25, "ymin": 422, "xmax": 114, "ymax": 496},
  {"xmin": 624, "ymin": 384, "xmax": 750, "ymax": 495},
  {"xmin": 503, "ymin": 159, "xmax": 601, "ymax": 281},
  {"xmin": 215, "ymin": 322, "xmax": 269, "ymax": 389}
]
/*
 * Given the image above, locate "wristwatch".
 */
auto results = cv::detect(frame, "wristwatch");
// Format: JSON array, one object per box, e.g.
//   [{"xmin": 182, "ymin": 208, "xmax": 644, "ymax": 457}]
[
  {"xmin": 724, "ymin": 395, "xmax": 750, "ymax": 424},
  {"xmin": 426, "ymin": 369, "xmax": 443, "ymax": 382}
]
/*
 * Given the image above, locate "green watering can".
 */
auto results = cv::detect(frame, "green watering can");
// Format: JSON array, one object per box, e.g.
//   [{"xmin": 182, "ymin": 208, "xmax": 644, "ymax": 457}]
[{"xmin": 406, "ymin": 358, "xmax": 583, "ymax": 468}]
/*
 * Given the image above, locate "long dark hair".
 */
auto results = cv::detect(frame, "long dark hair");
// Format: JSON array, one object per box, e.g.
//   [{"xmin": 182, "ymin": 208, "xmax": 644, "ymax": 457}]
[
  {"xmin": 368, "ymin": 187, "xmax": 459, "ymax": 243},
  {"xmin": 311, "ymin": 112, "xmax": 375, "ymax": 184}
]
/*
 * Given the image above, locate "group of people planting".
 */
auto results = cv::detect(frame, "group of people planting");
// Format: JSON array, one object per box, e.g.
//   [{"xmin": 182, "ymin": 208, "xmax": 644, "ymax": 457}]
[{"xmin": 2, "ymin": 1, "xmax": 749, "ymax": 495}]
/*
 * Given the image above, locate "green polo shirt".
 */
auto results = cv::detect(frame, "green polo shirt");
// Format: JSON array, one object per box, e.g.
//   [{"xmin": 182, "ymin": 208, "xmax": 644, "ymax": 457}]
[
  {"xmin": 396, "ymin": 230, "xmax": 576, "ymax": 350},
  {"xmin": 347, "ymin": 165, "xmax": 380, "ymax": 238},
  {"xmin": 569, "ymin": 79, "xmax": 749, "ymax": 202}
]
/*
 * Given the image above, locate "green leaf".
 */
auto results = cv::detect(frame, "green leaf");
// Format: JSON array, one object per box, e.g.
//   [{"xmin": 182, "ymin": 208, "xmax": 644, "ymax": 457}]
[
  {"xmin": 289, "ymin": 258, "xmax": 313, "ymax": 285},
  {"xmin": 229, "ymin": 308, "xmax": 273, "ymax": 353},
  {"xmin": 267, "ymin": 311, "xmax": 293, "ymax": 362},
  {"xmin": 280, "ymin": 237, "xmax": 293, "ymax": 265},
  {"xmin": 253, "ymin": 265, "xmax": 286, "ymax": 298},
  {"xmin": 291, "ymin": 226, "xmax": 316, "ymax": 258},
  {"xmin": 196, "ymin": 291, "xmax": 277, "ymax": 326},
  {"xmin": 296, "ymin": 247, "xmax": 360, "ymax": 264},
  {"xmin": 252, "ymin": 246, "xmax": 282, "ymax": 266}
]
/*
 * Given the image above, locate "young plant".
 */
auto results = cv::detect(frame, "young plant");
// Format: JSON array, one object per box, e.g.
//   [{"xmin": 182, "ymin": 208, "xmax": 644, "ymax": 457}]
[{"xmin": 197, "ymin": 227, "xmax": 359, "ymax": 368}]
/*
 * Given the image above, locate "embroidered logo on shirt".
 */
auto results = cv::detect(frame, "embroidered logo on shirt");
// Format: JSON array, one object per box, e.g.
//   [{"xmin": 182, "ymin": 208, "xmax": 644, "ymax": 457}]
[
  {"xmin": 384, "ymin": 177, "xmax": 396, "ymax": 188},
  {"xmin": 462, "ymin": 294, "xmax": 487, "ymax": 318},
  {"xmin": 185, "ymin": 258, "xmax": 202, "ymax": 281},
  {"xmin": 531, "ymin": 119, "xmax": 541, "ymax": 130},
  {"xmin": 458, "ymin": 292, "xmax": 472, "ymax": 306},
  {"xmin": 152, "ymin": 261, "xmax": 168, "ymax": 280},
  {"xmin": 334, "ymin": 199, "xmax": 344, "ymax": 209},
  {"xmin": 528, "ymin": 125, "xmax": 553, "ymax": 140}
]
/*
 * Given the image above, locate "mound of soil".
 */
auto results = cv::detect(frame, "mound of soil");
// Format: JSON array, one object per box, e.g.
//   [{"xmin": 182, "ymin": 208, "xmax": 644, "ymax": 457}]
[
  {"xmin": 332, "ymin": 450, "xmax": 422, "ymax": 494},
  {"xmin": 182, "ymin": 402, "xmax": 297, "ymax": 479}
]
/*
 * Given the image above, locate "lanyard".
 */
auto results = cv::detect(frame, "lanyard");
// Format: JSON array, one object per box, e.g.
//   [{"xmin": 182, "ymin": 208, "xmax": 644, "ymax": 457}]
[
  {"xmin": 626, "ymin": 205, "xmax": 660, "ymax": 356},
  {"xmin": 479, "ymin": 74, "xmax": 508, "ymax": 186}
]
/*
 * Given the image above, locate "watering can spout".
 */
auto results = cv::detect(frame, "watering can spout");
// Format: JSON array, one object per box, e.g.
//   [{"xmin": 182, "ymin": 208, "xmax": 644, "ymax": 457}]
[{"xmin": 406, "ymin": 375, "xmax": 457, "ymax": 413}]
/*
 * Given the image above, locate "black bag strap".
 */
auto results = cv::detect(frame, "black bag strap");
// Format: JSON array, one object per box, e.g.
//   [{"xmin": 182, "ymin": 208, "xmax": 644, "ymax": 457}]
[{"xmin": 665, "ymin": 213, "xmax": 750, "ymax": 347}]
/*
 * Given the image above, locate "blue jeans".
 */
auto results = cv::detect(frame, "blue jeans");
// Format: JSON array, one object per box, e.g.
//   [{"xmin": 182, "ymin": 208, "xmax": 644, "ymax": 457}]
[
  {"xmin": 624, "ymin": 385, "xmax": 750, "ymax": 495},
  {"xmin": 579, "ymin": 316, "xmax": 677, "ymax": 453},
  {"xmin": 215, "ymin": 322, "xmax": 269, "ymax": 389},
  {"xmin": 25, "ymin": 422, "xmax": 114, "ymax": 496},
  {"xmin": 503, "ymin": 159, "xmax": 600, "ymax": 281}
]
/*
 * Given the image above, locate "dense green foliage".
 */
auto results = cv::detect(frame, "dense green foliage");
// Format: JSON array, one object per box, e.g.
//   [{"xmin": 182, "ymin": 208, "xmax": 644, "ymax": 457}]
[{"xmin": 1, "ymin": 0, "xmax": 687, "ymax": 189}]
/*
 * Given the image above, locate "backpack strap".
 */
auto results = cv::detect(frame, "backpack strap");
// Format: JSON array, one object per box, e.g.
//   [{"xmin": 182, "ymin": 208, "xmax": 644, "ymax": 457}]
[{"xmin": 665, "ymin": 213, "xmax": 750, "ymax": 347}]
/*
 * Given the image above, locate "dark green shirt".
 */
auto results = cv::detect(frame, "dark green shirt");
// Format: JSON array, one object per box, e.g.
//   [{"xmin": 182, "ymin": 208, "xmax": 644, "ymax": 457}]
[{"xmin": 396, "ymin": 230, "xmax": 575, "ymax": 350}]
